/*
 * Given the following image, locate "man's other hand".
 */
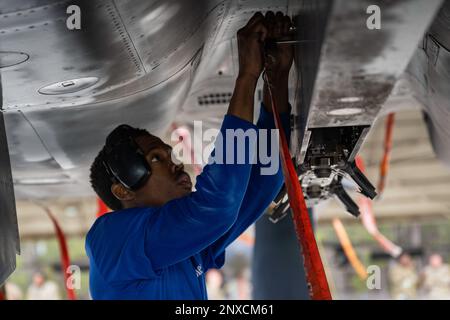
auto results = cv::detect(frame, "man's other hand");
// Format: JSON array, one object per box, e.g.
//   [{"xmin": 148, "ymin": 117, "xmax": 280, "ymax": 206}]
[{"xmin": 264, "ymin": 11, "xmax": 294, "ymax": 81}]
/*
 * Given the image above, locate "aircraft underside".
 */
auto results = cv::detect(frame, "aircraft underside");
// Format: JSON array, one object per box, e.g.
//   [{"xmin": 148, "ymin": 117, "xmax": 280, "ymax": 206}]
[{"xmin": 1, "ymin": 0, "xmax": 450, "ymax": 292}]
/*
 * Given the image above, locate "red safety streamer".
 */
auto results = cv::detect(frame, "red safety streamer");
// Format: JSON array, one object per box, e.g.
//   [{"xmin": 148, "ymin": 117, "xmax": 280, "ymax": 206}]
[
  {"xmin": 42, "ymin": 206, "xmax": 77, "ymax": 300},
  {"xmin": 171, "ymin": 123, "xmax": 202, "ymax": 176},
  {"xmin": 96, "ymin": 197, "xmax": 110, "ymax": 218},
  {"xmin": 378, "ymin": 113, "xmax": 395, "ymax": 196},
  {"xmin": 0, "ymin": 285, "xmax": 6, "ymax": 300},
  {"xmin": 264, "ymin": 73, "xmax": 332, "ymax": 300},
  {"xmin": 356, "ymin": 156, "xmax": 402, "ymax": 257}
]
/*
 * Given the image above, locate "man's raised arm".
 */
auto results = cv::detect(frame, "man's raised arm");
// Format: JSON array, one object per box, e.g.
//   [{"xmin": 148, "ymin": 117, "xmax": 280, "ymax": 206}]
[
  {"xmin": 200, "ymin": 12, "xmax": 295, "ymax": 267},
  {"xmin": 144, "ymin": 13, "xmax": 270, "ymax": 270}
]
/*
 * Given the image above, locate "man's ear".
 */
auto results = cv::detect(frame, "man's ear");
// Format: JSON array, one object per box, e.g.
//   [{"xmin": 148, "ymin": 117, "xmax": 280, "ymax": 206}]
[{"xmin": 111, "ymin": 183, "xmax": 135, "ymax": 201}]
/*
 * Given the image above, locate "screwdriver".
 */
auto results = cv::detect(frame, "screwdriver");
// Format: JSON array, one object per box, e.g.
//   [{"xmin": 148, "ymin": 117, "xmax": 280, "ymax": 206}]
[{"xmin": 274, "ymin": 40, "xmax": 315, "ymax": 44}]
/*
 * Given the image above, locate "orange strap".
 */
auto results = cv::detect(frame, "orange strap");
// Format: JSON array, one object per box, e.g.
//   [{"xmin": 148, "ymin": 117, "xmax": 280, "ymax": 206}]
[
  {"xmin": 332, "ymin": 218, "xmax": 368, "ymax": 280},
  {"xmin": 264, "ymin": 73, "xmax": 332, "ymax": 300}
]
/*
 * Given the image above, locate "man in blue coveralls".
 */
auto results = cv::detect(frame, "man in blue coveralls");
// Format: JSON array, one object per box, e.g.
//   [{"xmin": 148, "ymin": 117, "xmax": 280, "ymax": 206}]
[{"xmin": 86, "ymin": 11, "xmax": 293, "ymax": 299}]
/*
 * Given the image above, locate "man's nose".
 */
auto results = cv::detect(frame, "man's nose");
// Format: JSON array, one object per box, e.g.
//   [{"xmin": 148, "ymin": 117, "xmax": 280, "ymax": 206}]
[{"xmin": 171, "ymin": 162, "xmax": 184, "ymax": 174}]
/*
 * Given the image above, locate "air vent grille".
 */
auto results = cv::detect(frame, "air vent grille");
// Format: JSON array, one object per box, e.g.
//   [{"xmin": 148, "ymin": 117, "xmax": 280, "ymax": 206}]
[{"xmin": 198, "ymin": 92, "xmax": 232, "ymax": 106}]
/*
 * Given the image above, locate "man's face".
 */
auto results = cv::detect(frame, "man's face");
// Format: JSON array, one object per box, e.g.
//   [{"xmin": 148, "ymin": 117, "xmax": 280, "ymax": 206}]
[
  {"xmin": 429, "ymin": 254, "xmax": 443, "ymax": 268},
  {"xmin": 33, "ymin": 273, "xmax": 45, "ymax": 287},
  {"xmin": 129, "ymin": 134, "xmax": 193, "ymax": 207},
  {"xmin": 399, "ymin": 254, "xmax": 412, "ymax": 267}
]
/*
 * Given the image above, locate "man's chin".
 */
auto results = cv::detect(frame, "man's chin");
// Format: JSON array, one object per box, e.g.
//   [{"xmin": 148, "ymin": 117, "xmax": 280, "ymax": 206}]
[
  {"xmin": 176, "ymin": 186, "xmax": 192, "ymax": 198},
  {"xmin": 181, "ymin": 189, "xmax": 192, "ymax": 197}
]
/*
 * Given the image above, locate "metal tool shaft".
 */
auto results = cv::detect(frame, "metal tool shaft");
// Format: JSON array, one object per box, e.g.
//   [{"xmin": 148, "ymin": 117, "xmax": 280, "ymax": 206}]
[{"xmin": 274, "ymin": 40, "xmax": 315, "ymax": 44}]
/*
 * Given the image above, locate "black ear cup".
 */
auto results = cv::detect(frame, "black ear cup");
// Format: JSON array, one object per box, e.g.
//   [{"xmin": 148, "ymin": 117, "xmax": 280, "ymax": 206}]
[{"xmin": 103, "ymin": 125, "xmax": 151, "ymax": 190}]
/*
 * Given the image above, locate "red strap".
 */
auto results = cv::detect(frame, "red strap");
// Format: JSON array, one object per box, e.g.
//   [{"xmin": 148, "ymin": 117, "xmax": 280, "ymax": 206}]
[
  {"xmin": 264, "ymin": 73, "xmax": 332, "ymax": 300},
  {"xmin": 43, "ymin": 207, "xmax": 77, "ymax": 300}
]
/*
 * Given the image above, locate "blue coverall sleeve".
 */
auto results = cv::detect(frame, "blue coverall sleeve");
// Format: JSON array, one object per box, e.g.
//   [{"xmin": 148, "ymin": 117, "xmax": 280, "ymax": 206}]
[
  {"xmin": 201, "ymin": 103, "xmax": 291, "ymax": 269},
  {"xmin": 144, "ymin": 114, "xmax": 258, "ymax": 270}
]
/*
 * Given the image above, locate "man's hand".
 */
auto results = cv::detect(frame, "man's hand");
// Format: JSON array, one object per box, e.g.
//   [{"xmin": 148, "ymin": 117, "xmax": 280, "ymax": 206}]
[
  {"xmin": 236, "ymin": 12, "xmax": 268, "ymax": 81},
  {"xmin": 228, "ymin": 12, "xmax": 267, "ymax": 122},
  {"xmin": 264, "ymin": 11, "xmax": 294, "ymax": 81},
  {"xmin": 262, "ymin": 12, "xmax": 294, "ymax": 114}
]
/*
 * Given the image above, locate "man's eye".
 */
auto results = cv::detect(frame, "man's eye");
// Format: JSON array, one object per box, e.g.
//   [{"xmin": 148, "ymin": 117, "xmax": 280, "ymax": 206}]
[{"xmin": 151, "ymin": 156, "xmax": 159, "ymax": 163}]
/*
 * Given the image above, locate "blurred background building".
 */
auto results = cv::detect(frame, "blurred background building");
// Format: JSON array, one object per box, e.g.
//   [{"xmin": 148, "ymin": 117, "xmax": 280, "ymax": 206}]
[{"xmin": 3, "ymin": 108, "xmax": 450, "ymax": 300}]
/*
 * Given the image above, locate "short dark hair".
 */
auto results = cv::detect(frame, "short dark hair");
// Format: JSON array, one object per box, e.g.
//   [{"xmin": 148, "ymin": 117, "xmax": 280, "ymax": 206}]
[{"xmin": 90, "ymin": 124, "xmax": 150, "ymax": 211}]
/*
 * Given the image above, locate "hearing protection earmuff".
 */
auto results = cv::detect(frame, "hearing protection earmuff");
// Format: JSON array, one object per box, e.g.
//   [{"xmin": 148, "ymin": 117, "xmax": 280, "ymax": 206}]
[{"xmin": 102, "ymin": 124, "xmax": 151, "ymax": 191}]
